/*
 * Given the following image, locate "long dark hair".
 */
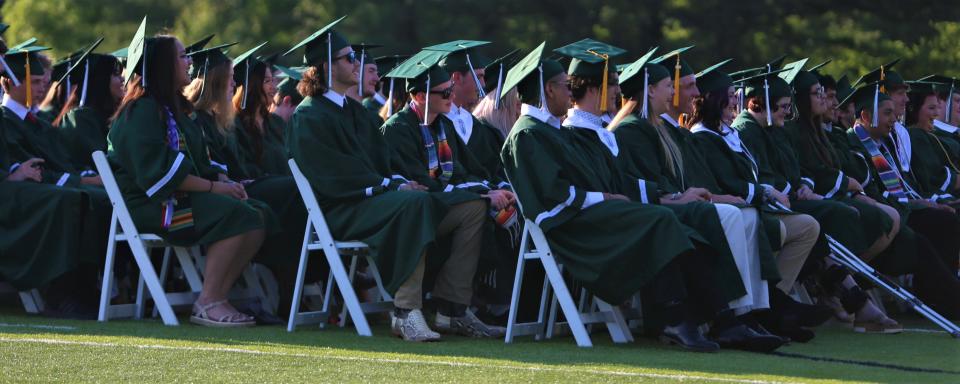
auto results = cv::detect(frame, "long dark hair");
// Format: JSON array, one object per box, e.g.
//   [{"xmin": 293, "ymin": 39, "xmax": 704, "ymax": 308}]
[
  {"xmin": 112, "ymin": 36, "xmax": 192, "ymax": 122},
  {"xmin": 54, "ymin": 55, "xmax": 121, "ymax": 127},
  {"xmin": 233, "ymin": 61, "xmax": 270, "ymax": 163},
  {"xmin": 905, "ymin": 91, "xmax": 937, "ymax": 127},
  {"xmin": 796, "ymin": 83, "xmax": 835, "ymax": 168},
  {"xmin": 687, "ymin": 90, "xmax": 727, "ymax": 133}
]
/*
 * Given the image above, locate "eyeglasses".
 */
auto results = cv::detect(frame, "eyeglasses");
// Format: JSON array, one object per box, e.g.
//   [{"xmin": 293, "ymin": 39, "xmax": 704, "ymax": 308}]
[
  {"xmin": 774, "ymin": 102, "xmax": 792, "ymax": 112},
  {"xmin": 810, "ymin": 88, "xmax": 826, "ymax": 99},
  {"xmin": 334, "ymin": 51, "xmax": 357, "ymax": 64},
  {"xmin": 429, "ymin": 86, "xmax": 454, "ymax": 99},
  {"xmin": 548, "ymin": 80, "xmax": 571, "ymax": 90}
]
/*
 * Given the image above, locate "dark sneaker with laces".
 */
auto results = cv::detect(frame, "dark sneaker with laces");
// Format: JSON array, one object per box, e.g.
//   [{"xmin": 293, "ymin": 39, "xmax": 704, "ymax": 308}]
[{"xmin": 435, "ymin": 309, "xmax": 507, "ymax": 338}]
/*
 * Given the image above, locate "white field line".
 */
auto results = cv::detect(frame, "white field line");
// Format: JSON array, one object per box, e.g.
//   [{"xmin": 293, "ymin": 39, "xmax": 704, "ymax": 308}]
[
  {"xmin": 0, "ymin": 323, "xmax": 77, "ymax": 331},
  {"xmin": 0, "ymin": 336, "xmax": 794, "ymax": 384}
]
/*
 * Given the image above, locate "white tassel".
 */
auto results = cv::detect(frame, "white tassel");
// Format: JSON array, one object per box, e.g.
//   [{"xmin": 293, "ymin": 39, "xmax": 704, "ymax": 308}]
[
  {"xmin": 358, "ymin": 47, "xmax": 365, "ymax": 97},
  {"xmin": 241, "ymin": 61, "xmax": 250, "ymax": 110},
  {"xmin": 466, "ymin": 53, "xmax": 485, "ymax": 98},
  {"xmin": 198, "ymin": 57, "xmax": 209, "ymax": 100},
  {"xmin": 386, "ymin": 78, "xmax": 395, "ymax": 117},
  {"xmin": 80, "ymin": 60, "xmax": 90, "ymax": 107},
  {"xmin": 0, "ymin": 55, "xmax": 20, "ymax": 87},
  {"xmin": 326, "ymin": 33, "xmax": 333, "ymax": 89},
  {"xmin": 872, "ymin": 84, "xmax": 880, "ymax": 127},
  {"xmin": 641, "ymin": 67, "xmax": 649, "ymax": 119},
  {"xmin": 64, "ymin": 59, "xmax": 72, "ymax": 104},
  {"xmin": 142, "ymin": 45, "xmax": 148, "ymax": 87},
  {"xmin": 763, "ymin": 78, "xmax": 772, "ymax": 126},
  {"xmin": 538, "ymin": 63, "xmax": 546, "ymax": 113},
  {"xmin": 423, "ymin": 73, "xmax": 431, "ymax": 126},
  {"xmin": 493, "ymin": 63, "xmax": 504, "ymax": 110},
  {"xmin": 947, "ymin": 83, "xmax": 954, "ymax": 124}
]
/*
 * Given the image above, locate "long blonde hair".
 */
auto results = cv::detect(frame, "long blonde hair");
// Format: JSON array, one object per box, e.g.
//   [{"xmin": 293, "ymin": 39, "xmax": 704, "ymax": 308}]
[
  {"xmin": 184, "ymin": 62, "xmax": 235, "ymax": 134},
  {"xmin": 472, "ymin": 88, "xmax": 521, "ymax": 138}
]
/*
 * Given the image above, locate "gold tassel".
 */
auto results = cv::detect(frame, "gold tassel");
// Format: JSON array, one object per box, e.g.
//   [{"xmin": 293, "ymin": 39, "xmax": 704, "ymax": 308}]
[
  {"xmin": 600, "ymin": 57, "xmax": 609, "ymax": 112},
  {"xmin": 25, "ymin": 55, "xmax": 32, "ymax": 109},
  {"xmin": 672, "ymin": 55, "xmax": 681, "ymax": 107},
  {"xmin": 880, "ymin": 65, "xmax": 886, "ymax": 94}
]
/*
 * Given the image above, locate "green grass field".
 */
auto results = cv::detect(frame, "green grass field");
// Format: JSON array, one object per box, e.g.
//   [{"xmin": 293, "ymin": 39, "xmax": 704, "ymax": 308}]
[{"xmin": 0, "ymin": 309, "xmax": 957, "ymax": 383}]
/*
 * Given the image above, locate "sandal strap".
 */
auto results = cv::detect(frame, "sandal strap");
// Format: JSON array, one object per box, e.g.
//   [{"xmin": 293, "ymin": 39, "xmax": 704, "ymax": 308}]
[{"xmin": 193, "ymin": 300, "xmax": 229, "ymax": 317}]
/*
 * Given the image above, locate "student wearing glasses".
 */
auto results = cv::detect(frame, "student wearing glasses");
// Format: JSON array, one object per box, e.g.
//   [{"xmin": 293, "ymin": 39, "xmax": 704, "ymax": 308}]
[{"xmin": 56, "ymin": 50, "xmax": 125, "ymax": 170}]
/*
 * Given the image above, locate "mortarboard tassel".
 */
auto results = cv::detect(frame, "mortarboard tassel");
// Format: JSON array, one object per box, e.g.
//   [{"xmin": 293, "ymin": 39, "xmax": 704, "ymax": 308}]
[
  {"xmin": 64, "ymin": 60, "xmax": 72, "ymax": 105},
  {"xmin": 142, "ymin": 44, "xmax": 148, "ymax": 88},
  {"xmin": 537, "ymin": 63, "xmax": 547, "ymax": 113},
  {"xmin": 872, "ymin": 83, "xmax": 880, "ymax": 127},
  {"xmin": 358, "ymin": 47, "xmax": 365, "ymax": 97},
  {"xmin": 326, "ymin": 33, "xmax": 333, "ymax": 90},
  {"xmin": 0, "ymin": 55, "xmax": 20, "ymax": 87},
  {"xmin": 494, "ymin": 62, "xmax": 504, "ymax": 110},
  {"xmin": 600, "ymin": 57, "xmax": 609, "ymax": 113},
  {"xmin": 763, "ymin": 78, "xmax": 772, "ymax": 126},
  {"xmin": 465, "ymin": 53, "xmax": 485, "ymax": 99},
  {"xmin": 198, "ymin": 56, "xmax": 209, "ymax": 100},
  {"xmin": 879, "ymin": 65, "xmax": 886, "ymax": 94},
  {"xmin": 80, "ymin": 60, "xmax": 90, "ymax": 107},
  {"xmin": 423, "ymin": 73, "xmax": 431, "ymax": 126},
  {"xmin": 25, "ymin": 54, "xmax": 32, "ymax": 108},
  {"xmin": 640, "ymin": 67, "xmax": 649, "ymax": 119},
  {"xmin": 947, "ymin": 82, "xmax": 954, "ymax": 124},
  {"xmin": 672, "ymin": 55, "xmax": 681, "ymax": 108},
  {"xmin": 386, "ymin": 78, "xmax": 395, "ymax": 117},
  {"xmin": 241, "ymin": 61, "xmax": 250, "ymax": 110}
]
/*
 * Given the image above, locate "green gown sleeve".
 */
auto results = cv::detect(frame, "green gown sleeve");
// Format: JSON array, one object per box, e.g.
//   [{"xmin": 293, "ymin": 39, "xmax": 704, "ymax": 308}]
[
  {"xmin": 58, "ymin": 107, "xmax": 108, "ymax": 171},
  {"xmin": 690, "ymin": 131, "xmax": 766, "ymax": 205}
]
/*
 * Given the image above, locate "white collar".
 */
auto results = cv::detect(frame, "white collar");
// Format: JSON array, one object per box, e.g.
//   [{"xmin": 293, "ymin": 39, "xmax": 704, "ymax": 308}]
[
  {"xmin": 891, "ymin": 121, "xmax": 911, "ymax": 172},
  {"xmin": 601, "ymin": 113, "xmax": 613, "ymax": 124},
  {"xmin": 445, "ymin": 103, "xmax": 475, "ymax": 143},
  {"xmin": 934, "ymin": 119, "xmax": 959, "ymax": 133},
  {"xmin": 521, "ymin": 103, "xmax": 561, "ymax": 129},
  {"xmin": 373, "ymin": 92, "xmax": 387, "ymax": 105},
  {"xmin": 822, "ymin": 122, "xmax": 833, "ymax": 132},
  {"xmin": 563, "ymin": 108, "xmax": 618, "ymax": 156},
  {"xmin": 660, "ymin": 112, "xmax": 680, "ymax": 128},
  {"xmin": 323, "ymin": 90, "xmax": 347, "ymax": 108},
  {"xmin": 1, "ymin": 94, "xmax": 29, "ymax": 121},
  {"xmin": 691, "ymin": 122, "xmax": 744, "ymax": 152}
]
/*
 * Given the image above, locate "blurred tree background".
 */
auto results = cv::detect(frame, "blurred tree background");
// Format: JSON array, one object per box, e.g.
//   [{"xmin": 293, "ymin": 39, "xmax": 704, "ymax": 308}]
[{"xmin": 3, "ymin": 0, "xmax": 960, "ymax": 80}]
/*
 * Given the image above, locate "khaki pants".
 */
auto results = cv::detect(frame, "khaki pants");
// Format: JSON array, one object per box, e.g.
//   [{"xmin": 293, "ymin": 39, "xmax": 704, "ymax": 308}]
[
  {"xmin": 393, "ymin": 199, "xmax": 486, "ymax": 309},
  {"xmin": 773, "ymin": 213, "xmax": 820, "ymax": 292}
]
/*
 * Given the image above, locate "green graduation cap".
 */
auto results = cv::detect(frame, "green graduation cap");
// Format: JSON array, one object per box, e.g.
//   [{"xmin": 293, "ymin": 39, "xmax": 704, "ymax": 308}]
[
  {"xmin": 841, "ymin": 81, "xmax": 890, "ymax": 126},
  {"xmin": 906, "ymin": 80, "xmax": 939, "ymax": 97},
  {"xmin": 8, "ymin": 38, "xmax": 38, "ymax": 52},
  {"xmin": 617, "ymin": 47, "xmax": 664, "ymax": 118},
  {"xmin": 385, "ymin": 49, "xmax": 449, "ymax": 125},
  {"xmin": 56, "ymin": 37, "xmax": 111, "ymax": 107},
  {"xmin": 111, "ymin": 47, "xmax": 128, "ymax": 59},
  {"xmin": 650, "ymin": 45, "xmax": 694, "ymax": 108},
  {"xmin": 427, "ymin": 40, "xmax": 491, "ymax": 99},
  {"xmin": 695, "ymin": 59, "xmax": 734, "ymax": 95},
  {"xmin": 2, "ymin": 44, "xmax": 52, "ymax": 107},
  {"xmin": 0, "ymin": 23, "xmax": 8, "ymax": 35},
  {"xmin": 777, "ymin": 58, "xmax": 811, "ymax": 90},
  {"xmin": 499, "ymin": 42, "xmax": 565, "ymax": 109},
  {"xmin": 836, "ymin": 75, "xmax": 855, "ymax": 109},
  {"xmin": 233, "ymin": 42, "xmax": 268, "ymax": 110},
  {"xmin": 184, "ymin": 34, "xmax": 215, "ymax": 55},
  {"xmin": 50, "ymin": 45, "xmax": 89, "ymax": 91},
  {"xmin": 258, "ymin": 52, "xmax": 280, "ymax": 68},
  {"xmin": 283, "ymin": 15, "xmax": 349, "ymax": 88},
  {"xmin": 123, "ymin": 16, "xmax": 155, "ymax": 86},
  {"xmin": 553, "ymin": 38, "xmax": 626, "ymax": 112},
  {"xmin": 187, "ymin": 42, "xmax": 237, "ymax": 100},
  {"xmin": 351, "ymin": 43, "xmax": 381, "ymax": 98},
  {"xmin": 373, "ymin": 54, "xmax": 410, "ymax": 116},
  {"xmin": 274, "ymin": 65, "xmax": 304, "ymax": 100},
  {"xmin": 852, "ymin": 59, "xmax": 904, "ymax": 92},
  {"xmin": 482, "ymin": 49, "xmax": 520, "ymax": 108},
  {"xmin": 274, "ymin": 64, "xmax": 303, "ymax": 80},
  {"xmin": 919, "ymin": 74, "xmax": 959, "ymax": 123},
  {"xmin": 736, "ymin": 68, "xmax": 792, "ymax": 126}
]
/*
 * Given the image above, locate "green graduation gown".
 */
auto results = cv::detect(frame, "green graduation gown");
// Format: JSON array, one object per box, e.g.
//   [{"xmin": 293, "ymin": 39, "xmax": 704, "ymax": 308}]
[
  {"xmin": 590, "ymin": 113, "xmax": 748, "ymax": 302},
  {"xmin": 448, "ymin": 107, "xmax": 510, "ymax": 188},
  {"xmin": 906, "ymin": 126, "xmax": 959, "ymax": 198},
  {"xmin": 0, "ymin": 117, "xmax": 94, "ymax": 289},
  {"xmin": 194, "ymin": 111, "xmax": 303, "ymax": 268},
  {"xmin": 501, "ymin": 112, "xmax": 695, "ymax": 304},
  {"xmin": 107, "ymin": 97, "xmax": 269, "ymax": 247},
  {"xmin": 735, "ymin": 112, "xmax": 891, "ymax": 255},
  {"xmin": 234, "ymin": 114, "xmax": 290, "ymax": 178},
  {"xmin": 35, "ymin": 105, "xmax": 57, "ymax": 125},
  {"xmin": 287, "ymin": 94, "xmax": 444, "ymax": 294},
  {"xmin": 362, "ymin": 96, "xmax": 384, "ymax": 117},
  {"xmin": 58, "ymin": 106, "xmax": 110, "ymax": 170}
]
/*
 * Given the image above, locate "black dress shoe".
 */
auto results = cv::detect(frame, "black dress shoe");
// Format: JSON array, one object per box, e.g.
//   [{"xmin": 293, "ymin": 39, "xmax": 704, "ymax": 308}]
[
  {"xmin": 739, "ymin": 314, "xmax": 790, "ymax": 344},
  {"xmin": 660, "ymin": 321, "xmax": 720, "ymax": 353},
  {"xmin": 711, "ymin": 324, "xmax": 785, "ymax": 353}
]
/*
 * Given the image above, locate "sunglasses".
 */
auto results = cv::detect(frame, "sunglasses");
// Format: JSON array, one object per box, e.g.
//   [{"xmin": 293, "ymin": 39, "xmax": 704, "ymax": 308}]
[
  {"xmin": 429, "ymin": 86, "xmax": 454, "ymax": 99},
  {"xmin": 334, "ymin": 51, "xmax": 357, "ymax": 64}
]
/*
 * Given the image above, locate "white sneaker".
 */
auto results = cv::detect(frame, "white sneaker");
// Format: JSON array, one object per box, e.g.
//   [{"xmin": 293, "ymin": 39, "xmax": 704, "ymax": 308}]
[{"xmin": 390, "ymin": 309, "xmax": 441, "ymax": 342}]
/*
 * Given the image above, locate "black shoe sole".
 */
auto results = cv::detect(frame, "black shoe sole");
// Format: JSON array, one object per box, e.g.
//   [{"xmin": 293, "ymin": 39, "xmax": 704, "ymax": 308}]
[
  {"xmin": 659, "ymin": 334, "xmax": 719, "ymax": 353},
  {"xmin": 717, "ymin": 336, "xmax": 785, "ymax": 353}
]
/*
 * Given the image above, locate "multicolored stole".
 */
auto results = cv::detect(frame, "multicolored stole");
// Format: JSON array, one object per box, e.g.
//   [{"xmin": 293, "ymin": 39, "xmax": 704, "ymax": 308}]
[
  {"xmin": 411, "ymin": 102, "xmax": 454, "ymax": 185},
  {"xmin": 160, "ymin": 107, "xmax": 196, "ymax": 239},
  {"xmin": 853, "ymin": 123, "xmax": 908, "ymax": 203}
]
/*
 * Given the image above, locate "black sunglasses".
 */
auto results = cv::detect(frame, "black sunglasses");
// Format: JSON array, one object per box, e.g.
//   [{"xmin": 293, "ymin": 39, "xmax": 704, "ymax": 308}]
[
  {"xmin": 429, "ymin": 86, "xmax": 454, "ymax": 99},
  {"xmin": 334, "ymin": 51, "xmax": 357, "ymax": 64}
]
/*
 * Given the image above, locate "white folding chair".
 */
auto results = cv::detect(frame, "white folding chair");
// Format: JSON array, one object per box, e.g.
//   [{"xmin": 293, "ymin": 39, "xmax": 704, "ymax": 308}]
[
  {"xmin": 504, "ymin": 219, "xmax": 634, "ymax": 348},
  {"xmin": 93, "ymin": 151, "xmax": 206, "ymax": 326},
  {"xmin": 0, "ymin": 282, "xmax": 44, "ymax": 314},
  {"xmin": 286, "ymin": 159, "xmax": 392, "ymax": 336}
]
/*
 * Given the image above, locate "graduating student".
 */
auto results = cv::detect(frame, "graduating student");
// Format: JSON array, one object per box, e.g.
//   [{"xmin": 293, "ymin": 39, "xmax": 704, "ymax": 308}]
[
  {"xmin": 502, "ymin": 43, "xmax": 784, "ymax": 352},
  {"xmin": 472, "ymin": 49, "xmax": 522, "ymax": 140},
  {"xmin": 346, "ymin": 44, "xmax": 380, "ymax": 106},
  {"xmin": 38, "ymin": 48, "xmax": 85, "ymax": 124},
  {"xmin": 903, "ymin": 81, "xmax": 960, "ymax": 198},
  {"xmin": 733, "ymin": 68, "xmax": 901, "ymax": 333},
  {"xmin": 686, "ymin": 62, "xmax": 829, "ymax": 339},
  {"xmin": 55, "ymin": 41, "xmax": 125, "ymax": 170},
  {"xmin": 368, "ymin": 54, "xmax": 408, "ymax": 121},
  {"xmin": 285, "ymin": 18, "xmax": 500, "ymax": 341},
  {"xmin": 608, "ymin": 47, "xmax": 793, "ymax": 342},
  {"xmin": 107, "ymin": 19, "xmax": 271, "ymax": 327},
  {"xmin": 0, "ymin": 36, "xmax": 106, "ymax": 318},
  {"xmin": 918, "ymin": 75, "xmax": 960, "ymax": 165},
  {"xmin": 270, "ymin": 65, "xmax": 304, "ymax": 124},
  {"xmin": 844, "ymin": 84, "xmax": 960, "ymax": 319},
  {"xmin": 184, "ymin": 42, "xmax": 305, "ymax": 300}
]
